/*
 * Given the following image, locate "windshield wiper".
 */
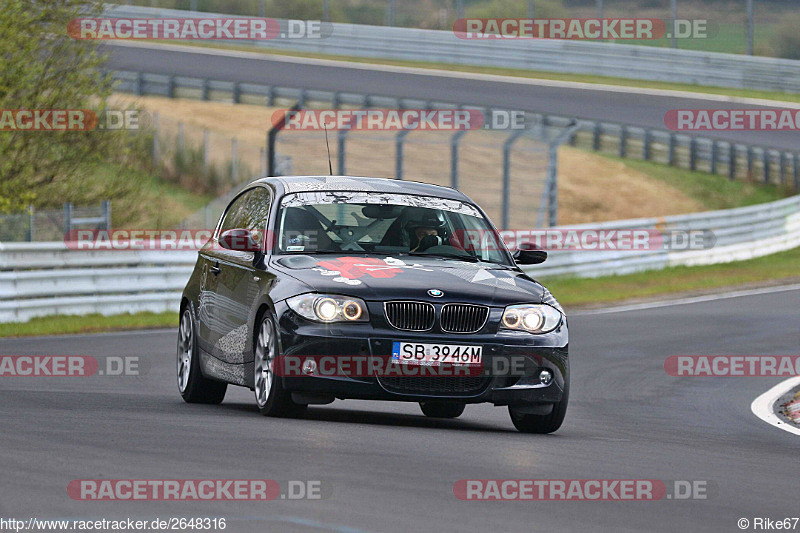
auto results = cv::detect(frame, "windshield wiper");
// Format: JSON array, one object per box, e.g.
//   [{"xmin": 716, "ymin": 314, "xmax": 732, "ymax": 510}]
[
  {"xmin": 409, "ymin": 251, "xmax": 484, "ymax": 263},
  {"xmin": 281, "ymin": 250, "xmax": 392, "ymax": 255}
]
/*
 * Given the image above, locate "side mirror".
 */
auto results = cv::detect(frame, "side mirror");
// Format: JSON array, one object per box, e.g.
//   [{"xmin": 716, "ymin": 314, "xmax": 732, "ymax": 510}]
[
  {"xmin": 513, "ymin": 242, "xmax": 547, "ymax": 265},
  {"xmin": 219, "ymin": 229, "xmax": 260, "ymax": 252}
]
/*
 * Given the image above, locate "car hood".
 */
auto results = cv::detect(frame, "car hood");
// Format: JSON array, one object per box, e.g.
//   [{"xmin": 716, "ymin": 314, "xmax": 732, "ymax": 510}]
[{"xmin": 270, "ymin": 254, "xmax": 544, "ymax": 306}]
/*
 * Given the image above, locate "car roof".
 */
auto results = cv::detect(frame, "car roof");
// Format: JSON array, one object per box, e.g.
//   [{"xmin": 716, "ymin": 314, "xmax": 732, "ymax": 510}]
[{"xmin": 253, "ymin": 175, "xmax": 472, "ymax": 202}]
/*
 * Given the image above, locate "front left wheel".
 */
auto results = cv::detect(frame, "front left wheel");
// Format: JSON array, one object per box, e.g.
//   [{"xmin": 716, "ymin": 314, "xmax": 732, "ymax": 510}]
[
  {"xmin": 508, "ymin": 380, "xmax": 569, "ymax": 434},
  {"xmin": 177, "ymin": 307, "xmax": 227, "ymax": 404},
  {"xmin": 254, "ymin": 315, "xmax": 307, "ymax": 418}
]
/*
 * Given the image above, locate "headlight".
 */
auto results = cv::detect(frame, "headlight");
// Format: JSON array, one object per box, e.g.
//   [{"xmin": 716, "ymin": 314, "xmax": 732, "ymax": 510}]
[
  {"xmin": 287, "ymin": 294, "xmax": 369, "ymax": 323},
  {"xmin": 500, "ymin": 304, "xmax": 562, "ymax": 334}
]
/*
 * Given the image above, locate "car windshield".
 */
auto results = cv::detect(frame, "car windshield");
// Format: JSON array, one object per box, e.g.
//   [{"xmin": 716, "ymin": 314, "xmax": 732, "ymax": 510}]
[{"xmin": 275, "ymin": 191, "xmax": 512, "ymax": 266}]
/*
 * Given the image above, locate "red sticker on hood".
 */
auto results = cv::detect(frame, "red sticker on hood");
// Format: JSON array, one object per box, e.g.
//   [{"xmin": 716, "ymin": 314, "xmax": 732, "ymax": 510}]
[{"xmin": 316, "ymin": 257, "xmax": 404, "ymax": 280}]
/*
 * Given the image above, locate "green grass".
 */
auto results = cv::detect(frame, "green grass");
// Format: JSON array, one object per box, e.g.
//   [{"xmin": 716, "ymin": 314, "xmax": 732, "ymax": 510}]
[
  {"xmin": 174, "ymin": 41, "xmax": 800, "ymax": 104},
  {"xmin": 542, "ymin": 246, "xmax": 800, "ymax": 308},
  {"xmin": 602, "ymin": 156, "xmax": 793, "ymax": 210},
  {"xmin": 22, "ymin": 161, "xmax": 208, "ymax": 240},
  {"xmin": 50, "ymin": 161, "xmax": 212, "ymax": 229},
  {"xmin": 137, "ymin": 167, "xmax": 211, "ymax": 213},
  {"xmin": 0, "ymin": 312, "xmax": 178, "ymax": 338}
]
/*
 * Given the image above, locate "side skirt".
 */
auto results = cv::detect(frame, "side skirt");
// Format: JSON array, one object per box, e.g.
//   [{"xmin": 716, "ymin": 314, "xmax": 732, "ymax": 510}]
[{"xmin": 199, "ymin": 351, "xmax": 247, "ymax": 387}]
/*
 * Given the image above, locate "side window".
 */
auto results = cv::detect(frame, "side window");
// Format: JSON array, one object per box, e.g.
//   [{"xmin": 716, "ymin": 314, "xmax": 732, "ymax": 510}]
[
  {"xmin": 239, "ymin": 188, "xmax": 272, "ymax": 237},
  {"xmin": 218, "ymin": 192, "xmax": 250, "ymax": 235},
  {"xmin": 218, "ymin": 188, "xmax": 272, "ymax": 243}
]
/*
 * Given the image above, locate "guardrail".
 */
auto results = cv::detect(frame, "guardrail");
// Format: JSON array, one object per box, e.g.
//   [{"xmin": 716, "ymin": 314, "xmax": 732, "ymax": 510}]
[
  {"xmin": 530, "ymin": 195, "xmax": 800, "ymax": 278},
  {"xmin": 112, "ymin": 69, "xmax": 800, "ymax": 194},
  {"xmin": 2, "ymin": 195, "xmax": 798, "ymax": 323},
  {"xmin": 0, "ymin": 244, "xmax": 195, "ymax": 322},
  {"xmin": 105, "ymin": 5, "xmax": 800, "ymax": 93}
]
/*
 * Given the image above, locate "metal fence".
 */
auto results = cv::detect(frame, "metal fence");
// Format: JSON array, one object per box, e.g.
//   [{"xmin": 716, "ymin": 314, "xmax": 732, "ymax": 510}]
[
  {"xmin": 113, "ymin": 69, "xmax": 800, "ymax": 206},
  {"xmin": 116, "ymin": 70, "xmax": 574, "ymax": 229},
  {"xmin": 151, "ymin": 113, "xmax": 263, "ymax": 190},
  {"xmin": 2, "ymin": 194, "xmax": 798, "ymax": 323},
  {"xmin": 106, "ymin": 5, "xmax": 800, "ymax": 93},
  {"xmin": 0, "ymin": 203, "xmax": 111, "ymax": 243}
]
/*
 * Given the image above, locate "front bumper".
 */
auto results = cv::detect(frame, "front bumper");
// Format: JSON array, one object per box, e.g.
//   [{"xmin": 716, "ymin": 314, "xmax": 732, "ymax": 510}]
[{"xmin": 275, "ymin": 301, "xmax": 569, "ymax": 407}]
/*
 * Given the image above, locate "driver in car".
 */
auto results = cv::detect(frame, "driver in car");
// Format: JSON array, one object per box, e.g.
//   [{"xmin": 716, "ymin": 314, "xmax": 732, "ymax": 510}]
[{"xmin": 407, "ymin": 218, "xmax": 446, "ymax": 252}]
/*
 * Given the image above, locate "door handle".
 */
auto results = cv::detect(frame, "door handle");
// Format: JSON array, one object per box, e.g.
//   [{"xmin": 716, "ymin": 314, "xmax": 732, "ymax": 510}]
[{"xmin": 209, "ymin": 262, "xmax": 221, "ymax": 275}]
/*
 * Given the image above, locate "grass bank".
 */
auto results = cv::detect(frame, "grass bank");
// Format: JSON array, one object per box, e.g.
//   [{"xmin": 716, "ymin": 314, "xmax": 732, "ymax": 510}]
[
  {"xmin": 0, "ymin": 312, "xmax": 178, "ymax": 338},
  {"xmin": 541, "ymin": 246, "xmax": 800, "ymax": 308}
]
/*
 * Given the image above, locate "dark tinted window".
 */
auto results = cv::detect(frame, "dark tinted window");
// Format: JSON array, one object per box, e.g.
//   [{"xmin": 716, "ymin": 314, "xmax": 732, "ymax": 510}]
[
  {"xmin": 238, "ymin": 188, "xmax": 272, "ymax": 235},
  {"xmin": 219, "ymin": 188, "xmax": 272, "ymax": 238}
]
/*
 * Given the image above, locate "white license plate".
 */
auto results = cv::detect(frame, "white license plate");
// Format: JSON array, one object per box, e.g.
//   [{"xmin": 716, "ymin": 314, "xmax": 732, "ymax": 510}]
[{"xmin": 391, "ymin": 342, "xmax": 482, "ymax": 365}]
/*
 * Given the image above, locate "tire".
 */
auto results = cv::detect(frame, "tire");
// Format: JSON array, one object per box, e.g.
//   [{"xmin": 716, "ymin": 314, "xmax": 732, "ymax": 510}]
[
  {"xmin": 253, "ymin": 314, "xmax": 307, "ymax": 418},
  {"xmin": 508, "ymin": 380, "xmax": 569, "ymax": 434},
  {"xmin": 177, "ymin": 307, "xmax": 227, "ymax": 404},
  {"xmin": 419, "ymin": 401, "xmax": 465, "ymax": 419}
]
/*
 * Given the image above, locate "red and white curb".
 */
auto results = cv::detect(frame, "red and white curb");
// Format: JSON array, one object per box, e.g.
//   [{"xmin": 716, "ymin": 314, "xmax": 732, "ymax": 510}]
[
  {"xmin": 784, "ymin": 392, "xmax": 800, "ymax": 423},
  {"xmin": 751, "ymin": 376, "xmax": 800, "ymax": 436}
]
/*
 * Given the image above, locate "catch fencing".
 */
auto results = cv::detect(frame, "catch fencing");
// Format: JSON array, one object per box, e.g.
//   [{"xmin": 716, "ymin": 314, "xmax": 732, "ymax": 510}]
[
  {"xmin": 0, "ymin": 203, "xmax": 111, "ymax": 243},
  {"xmin": 112, "ymin": 68, "xmax": 800, "ymax": 212},
  {"xmin": 114, "ymin": 70, "xmax": 566, "ymax": 229}
]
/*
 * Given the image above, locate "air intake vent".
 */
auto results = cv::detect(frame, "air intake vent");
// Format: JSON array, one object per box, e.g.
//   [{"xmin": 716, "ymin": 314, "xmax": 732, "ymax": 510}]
[
  {"xmin": 384, "ymin": 301, "xmax": 435, "ymax": 331},
  {"xmin": 378, "ymin": 375, "xmax": 491, "ymax": 395},
  {"xmin": 440, "ymin": 304, "xmax": 489, "ymax": 333}
]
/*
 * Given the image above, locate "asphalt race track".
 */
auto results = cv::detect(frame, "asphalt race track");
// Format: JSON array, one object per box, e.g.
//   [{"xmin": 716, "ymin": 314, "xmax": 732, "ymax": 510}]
[
  {"xmin": 104, "ymin": 42, "xmax": 800, "ymax": 152},
  {"xmin": 1, "ymin": 287, "xmax": 798, "ymax": 532}
]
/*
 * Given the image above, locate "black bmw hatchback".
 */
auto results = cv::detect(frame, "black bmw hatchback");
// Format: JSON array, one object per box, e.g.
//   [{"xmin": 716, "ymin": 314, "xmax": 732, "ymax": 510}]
[{"xmin": 178, "ymin": 176, "xmax": 569, "ymax": 433}]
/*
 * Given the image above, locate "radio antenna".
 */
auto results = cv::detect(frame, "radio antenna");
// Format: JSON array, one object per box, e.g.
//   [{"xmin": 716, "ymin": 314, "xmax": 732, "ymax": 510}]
[{"xmin": 323, "ymin": 121, "xmax": 333, "ymax": 175}]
